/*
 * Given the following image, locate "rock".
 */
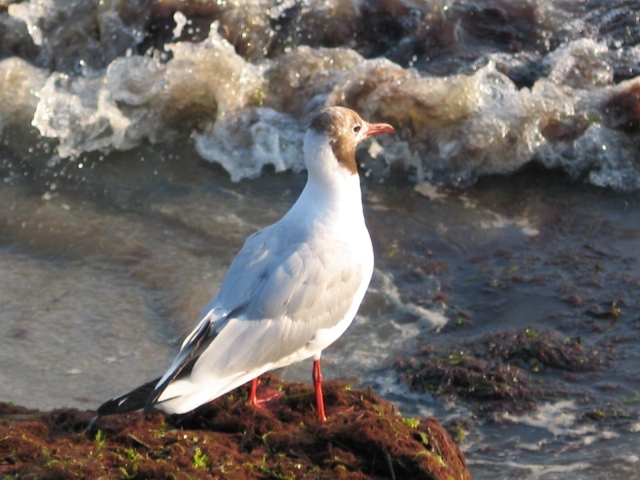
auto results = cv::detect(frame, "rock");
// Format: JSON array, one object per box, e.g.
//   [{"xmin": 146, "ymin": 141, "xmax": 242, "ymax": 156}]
[{"xmin": 0, "ymin": 374, "xmax": 470, "ymax": 479}]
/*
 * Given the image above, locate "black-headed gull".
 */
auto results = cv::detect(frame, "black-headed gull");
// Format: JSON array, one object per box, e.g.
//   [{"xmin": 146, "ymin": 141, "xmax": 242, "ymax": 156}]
[{"xmin": 95, "ymin": 107, "xmax": 395, "ymax": 422}]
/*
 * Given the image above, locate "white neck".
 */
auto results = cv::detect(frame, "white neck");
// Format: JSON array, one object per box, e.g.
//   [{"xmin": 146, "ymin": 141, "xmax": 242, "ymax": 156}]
[{"xmin": 281, "ymin": 129, "xmax": 366, "ymax": 231}]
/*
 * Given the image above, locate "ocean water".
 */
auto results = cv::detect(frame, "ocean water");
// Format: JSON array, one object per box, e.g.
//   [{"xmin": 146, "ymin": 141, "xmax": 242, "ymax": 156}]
[{"xmin": 1, "ymin": 1, "xmax": 639, "ymax": 478}]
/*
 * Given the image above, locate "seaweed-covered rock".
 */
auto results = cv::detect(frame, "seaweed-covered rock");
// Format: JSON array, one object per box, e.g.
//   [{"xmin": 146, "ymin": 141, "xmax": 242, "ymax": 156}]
[
  {"xmin": 396, "ymin": 327, "xmax": 607, "ymax": 415},
  {"xmin": 486, "ymin": 328, "xmax": 605, "ymax": 372},
  {"xmin": 0, "ymin": 375, "xmax": 470, "ymax": 480}
]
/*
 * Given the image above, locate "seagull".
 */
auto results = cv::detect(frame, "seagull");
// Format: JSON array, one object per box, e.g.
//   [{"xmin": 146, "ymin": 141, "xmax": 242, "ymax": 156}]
[{"xmin": 94, "ymin": 106, "xmax": 395, "ymax": 422}]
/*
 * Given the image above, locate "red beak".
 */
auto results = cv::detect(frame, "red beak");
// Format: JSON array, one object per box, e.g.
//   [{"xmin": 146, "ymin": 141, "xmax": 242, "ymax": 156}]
[{"xmin": 365, "ymin": 122, "xmax": 395, "ymax": 138}]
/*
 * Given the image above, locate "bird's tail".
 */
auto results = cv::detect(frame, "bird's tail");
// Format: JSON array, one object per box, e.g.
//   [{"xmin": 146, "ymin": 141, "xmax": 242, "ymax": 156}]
[{"xmin": 95, "ymin": 377, "xmax": 162, "ymax": 417}]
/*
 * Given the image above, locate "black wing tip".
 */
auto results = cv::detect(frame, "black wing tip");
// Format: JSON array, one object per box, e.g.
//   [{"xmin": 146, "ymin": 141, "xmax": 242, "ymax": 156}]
[
  {"xmin": 90, "ymin": 315, "xmax": 215, "ymax": 425},
  {"xmin": 94, "ymin": 377, "xmax": 162, "ymax": 418},
  {"xmin": 95, "ymin": 397, "xmax": 122, "ymax": 417}
]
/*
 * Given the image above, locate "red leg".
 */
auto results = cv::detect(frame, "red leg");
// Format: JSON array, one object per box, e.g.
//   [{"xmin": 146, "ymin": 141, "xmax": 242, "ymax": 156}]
[
  {"xmin": 312, "ymin": 359, "xmax": 327, "ymax": 422},
  {"xmin": 248, "ymin": 377, "xmax": 259, "ymax": 406},
  {"xmin": 247, "ymin": 376, "xmax": 283, "ymax": 407}
]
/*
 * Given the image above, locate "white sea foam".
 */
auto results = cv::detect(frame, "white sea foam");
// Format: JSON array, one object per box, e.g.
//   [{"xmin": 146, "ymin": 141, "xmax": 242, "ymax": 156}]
[
  {"xmin": 466, "ymin": 458, "xmax": 591, "ymax": 479},
  {"xmin": 502, "ymin": 401, "xmax": 599, "ymax": 439},
  {"xmin": 370, "ymin": 269, "xmax": 448, "ymax": 332},
  {"xmin": 194, "ymin": 107, "xmax": 305, "ymax": 181}
]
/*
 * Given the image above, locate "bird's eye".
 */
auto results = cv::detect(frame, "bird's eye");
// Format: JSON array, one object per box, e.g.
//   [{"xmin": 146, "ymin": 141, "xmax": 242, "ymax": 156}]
[{"xmin": 353, "ymin": 124, "xmax": 361, "ymax": 133}]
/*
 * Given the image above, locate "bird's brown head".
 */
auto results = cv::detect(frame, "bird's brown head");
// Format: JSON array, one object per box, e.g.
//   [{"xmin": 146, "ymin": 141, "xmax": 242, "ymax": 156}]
[{"xmin": 309, "ymin": 107, "xmax": 395, "ymax": 174}]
